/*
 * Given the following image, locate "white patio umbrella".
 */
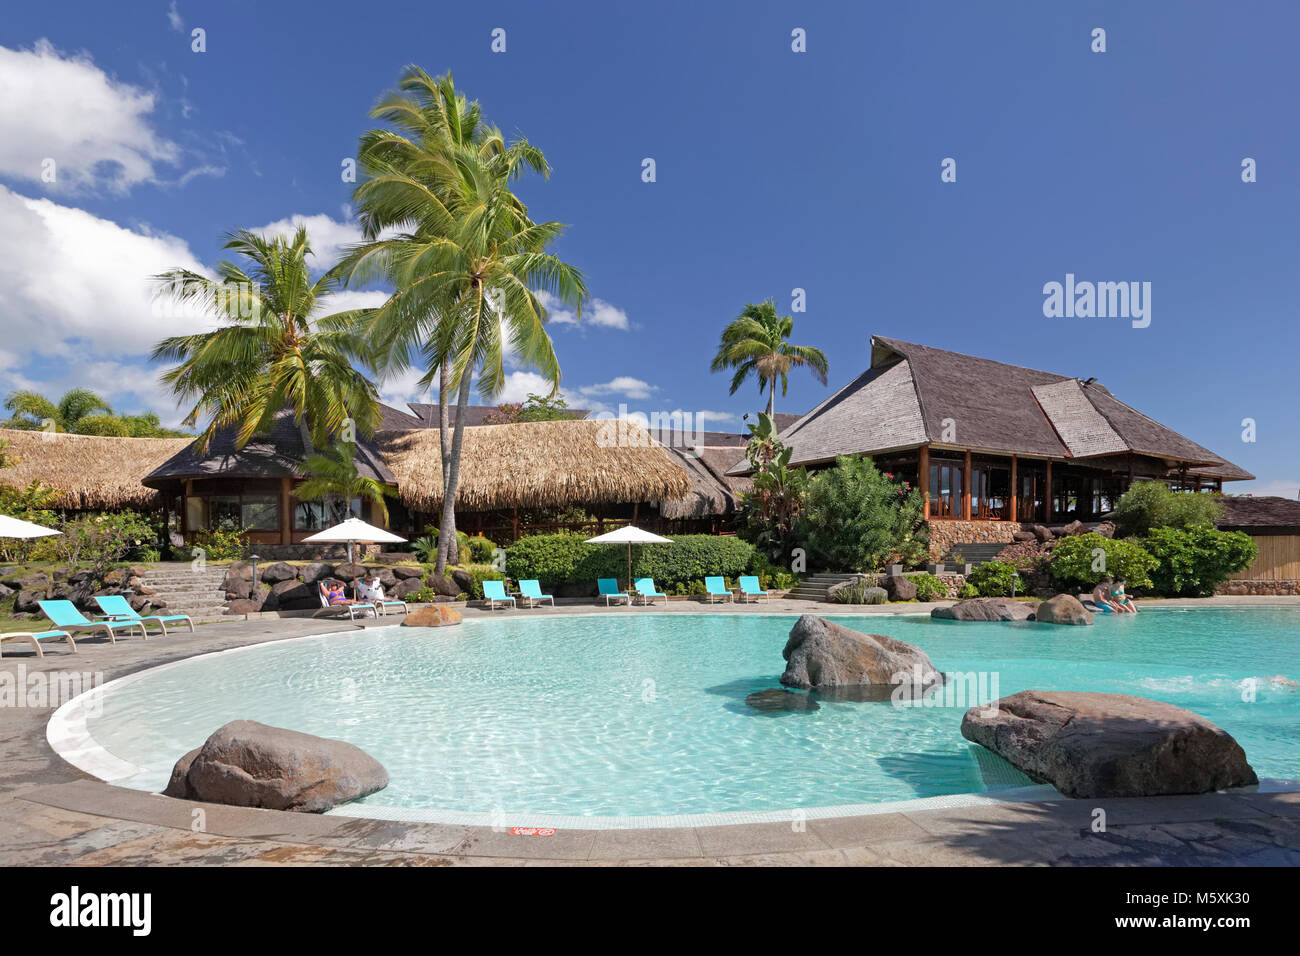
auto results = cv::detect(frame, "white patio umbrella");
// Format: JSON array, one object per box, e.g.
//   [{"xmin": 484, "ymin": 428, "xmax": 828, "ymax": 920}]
[
  {"xmin": 0, "ymin": 514, "xmax": 61, "ymax": 539},
  {"xmin": 584, "ymin": 525, "xmax": 672, "ymax": 591},
  {"xmin": 302, "ymin": 517, "xmax": 407, "ymax": 564}
]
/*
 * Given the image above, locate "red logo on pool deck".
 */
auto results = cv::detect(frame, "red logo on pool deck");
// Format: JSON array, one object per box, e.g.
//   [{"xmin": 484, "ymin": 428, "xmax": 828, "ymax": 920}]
[{"xmin": 508, "ymin": 827, "xmax": 557, "ymax": 837}]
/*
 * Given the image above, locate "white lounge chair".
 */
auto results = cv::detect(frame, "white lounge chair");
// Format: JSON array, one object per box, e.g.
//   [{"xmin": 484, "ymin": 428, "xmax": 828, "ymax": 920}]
[{"xmin": 0, "ymin": 629, "xmax": 76, "ymax": 657}]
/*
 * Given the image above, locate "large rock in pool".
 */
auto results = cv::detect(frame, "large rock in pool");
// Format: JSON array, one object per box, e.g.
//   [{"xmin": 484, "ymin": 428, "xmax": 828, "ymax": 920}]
[
  {"xmin": 162, "ymin": 720, "xmax": 389, "ymax": 812},
  {"xmin": 961, "ymin": 691, "xmax": 1258, "ymax": 798},
  {"xmin": 401, "ymin": 605, "xmax": 462, "ymax": 627},
  {"xmin": 780, "ymin": 615, "xmax": 941, "ymax": 690},
  {"xmin": 932, "ymin": 598, "xmax": 1036, "ymax": 622},
  {"xmin": 1036, "ymin": 593, "xmax": 1093, "ymax": 626}
]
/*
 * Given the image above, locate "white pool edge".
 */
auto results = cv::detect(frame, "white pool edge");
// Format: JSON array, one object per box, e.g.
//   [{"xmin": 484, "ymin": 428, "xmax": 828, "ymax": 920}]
[{"xmin": 46, "ymin": 613, "xmax": 1300, "ymax": 831}]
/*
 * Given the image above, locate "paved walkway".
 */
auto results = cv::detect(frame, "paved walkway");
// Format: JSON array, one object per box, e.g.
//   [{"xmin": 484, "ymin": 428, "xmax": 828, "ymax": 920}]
[{"xmin": 3, "ymin": 600, "xmax": 1299, "ymax": 866}]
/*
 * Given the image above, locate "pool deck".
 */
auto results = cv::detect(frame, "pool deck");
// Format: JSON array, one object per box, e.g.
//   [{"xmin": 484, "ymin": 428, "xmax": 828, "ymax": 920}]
[{"xmin": 3, "ymin": 597, "xmax": 1300, "ymax": 866}]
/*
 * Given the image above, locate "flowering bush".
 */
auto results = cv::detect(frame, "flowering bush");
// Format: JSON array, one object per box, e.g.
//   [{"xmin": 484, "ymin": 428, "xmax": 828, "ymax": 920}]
[
  {"xmin": 799, "ymin": 455, "xmax": 927, "ymax": 572},
  {"xmin": 37, "ymin": 510, "xmax": 160, "ymax": 581}
]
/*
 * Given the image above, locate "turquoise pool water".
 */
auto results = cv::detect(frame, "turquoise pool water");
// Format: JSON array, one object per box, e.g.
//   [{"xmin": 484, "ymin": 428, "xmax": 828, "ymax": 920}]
[{"xmin": 83, "ymin": 607, "xmax": 1300, "ymax": 819}]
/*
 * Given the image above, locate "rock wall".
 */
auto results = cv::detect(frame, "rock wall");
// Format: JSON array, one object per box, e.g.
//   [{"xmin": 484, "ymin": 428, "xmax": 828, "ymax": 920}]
[
  {"xmin": 925, "ymin": 521, "xmax": 1024, "ymax": 558},
  {"xmin": 1215, "ymin": 579, "xmax": 1300, "ymax": 596}
]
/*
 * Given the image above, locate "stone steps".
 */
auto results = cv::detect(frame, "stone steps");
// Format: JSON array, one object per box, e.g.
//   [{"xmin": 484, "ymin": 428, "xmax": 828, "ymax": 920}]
[
  {"xmin": 787, "ymin": 573, "xmax": 860, "ymax": 602},
  {"xmin": 940, "ymin": 542, "xmax": 1009, "ymax": 567}
]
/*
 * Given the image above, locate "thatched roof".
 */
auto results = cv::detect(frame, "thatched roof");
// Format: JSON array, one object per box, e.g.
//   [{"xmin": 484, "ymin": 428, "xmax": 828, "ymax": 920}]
[
  {"xmin": 377, "ymin": 418, "xmax": 690, "ymax": 512},
  {"xmin": 660, "ymin": 446, "xmax": 744, "ymax": 519},
  {"xmin": 0, "ymin": 427, "xmax": 193, "ymax": 509},
  {"xmin": 143, "ymin": 408, "xmax": 395, "ymax": 487},
  {"xmin": 730, "ymin": 335, "xmax": 1252, "ymax": 482},
  {"xmin": 405, "ymin": 403, "xmax": 590, "ymax": 427}
]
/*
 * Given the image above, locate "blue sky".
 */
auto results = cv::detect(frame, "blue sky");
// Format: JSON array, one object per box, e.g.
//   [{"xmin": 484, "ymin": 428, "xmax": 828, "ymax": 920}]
[{"xmin": 0, "ymin": 1, "xmax": 1296, "ymax": 495}]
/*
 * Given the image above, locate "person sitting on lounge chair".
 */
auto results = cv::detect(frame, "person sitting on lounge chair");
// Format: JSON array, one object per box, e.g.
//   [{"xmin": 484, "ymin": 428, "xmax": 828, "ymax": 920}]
[
  {"xmin": 1109, "ymin": 578, "xmax": 1138, "ymax": 613},
  {"xmin": 1088, "ymin": 576, "xmax": 1118, "ymax": 613},
  {"xmin": 321, "ymin": 579, "xmax": 367, "ymax": 608}
]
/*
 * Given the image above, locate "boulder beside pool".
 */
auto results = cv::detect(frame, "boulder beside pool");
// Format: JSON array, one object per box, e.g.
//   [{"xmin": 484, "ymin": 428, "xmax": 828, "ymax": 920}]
[
  {"xmin": 1035, "ymin": 593, "xmax": 1093, "ymax": 626},
  {"xmin": 780, "ymin": 614, "xmax": 941, "ymax": 690},
  {"xmin": 960, "ymin": 691, "xmax": 1257, "ymax": 798},
  {"xmin": 162, "ymin": 720, "xmax": 389, "ymax": 812},
  {"xmin": 401, "ymin": 605, "xmax": 463, "ymax": 627},
  {"xmin": 931, "ymin": 598, "xmax": 1037, "ymax": 622}
]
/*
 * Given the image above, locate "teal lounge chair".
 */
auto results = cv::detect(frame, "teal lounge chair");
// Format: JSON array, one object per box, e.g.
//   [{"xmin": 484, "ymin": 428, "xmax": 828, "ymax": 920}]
[
  {"xmin": 737, "ymin": 576, "xmax": 772, "ymax": 602},
  {"xmin": 518, "ymin": 579, "xmax": 554, "ymax": 608},
  {"xmin": 634, "ymin": 578, "xmax": 668, "ymax": 606},
  {"xmin": 94, "ymin": 594, "xmax": 194, "ymax": 636},
  {"xmin": 704, "ymin": 576, "xmax": 734, "ymax": 604},
  {"xmin": 38, "ymin": 600, "xmax": 148, "ymax": 643},
  {"xmin": 597, "ymin": 578, "xmax": 631, "ymax": 606},
  {"xmin": 482, "ymin": 579, "xmax": 517, "ymax": 610},
  {"xmin": 0, "ymin": 629, "xmax": 76, "ymax": 658}
]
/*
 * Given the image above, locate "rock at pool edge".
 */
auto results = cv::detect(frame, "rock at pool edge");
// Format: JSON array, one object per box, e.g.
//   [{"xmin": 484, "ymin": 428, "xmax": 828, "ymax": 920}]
[
  {"xmin": 162, "ymin": 719, "xmax": 389, "ymax": 812},
  {"xmin": 961, "ymin": 690, "xmax": 1257, "ymax": 798},
  {"xmin": 780, "ymin": 614, "xmax": 941, "ymax": 690}
]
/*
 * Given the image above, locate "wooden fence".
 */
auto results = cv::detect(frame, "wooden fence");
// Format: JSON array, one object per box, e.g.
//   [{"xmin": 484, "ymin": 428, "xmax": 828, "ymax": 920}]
[{"xmin": 1228, "ymin": 534, "xmax": 1300, "ymax": 581}]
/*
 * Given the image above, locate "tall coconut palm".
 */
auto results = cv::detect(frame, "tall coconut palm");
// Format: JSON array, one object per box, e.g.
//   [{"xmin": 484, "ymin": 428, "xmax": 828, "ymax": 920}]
[
  {"xmin": 350, "ymin": 67, "xmax": 535, "ymax": 564},
  {"xmin": 151, "ymin": 228, "xmax": 380, "ymax": 455},
  {"xmin": 710, "ymin": 300, "xmax": 829, "ymax": 416},
  {"xmin": 294, "ymin": 439, "xmax": 393, "ymax": 526},
  {"xmin": 3, "ymin": 388, "xmax": 114, "ymax": 432},
  {"xmin": 340, "ymin": 70, "xmax": 583, "ymax": 573}
]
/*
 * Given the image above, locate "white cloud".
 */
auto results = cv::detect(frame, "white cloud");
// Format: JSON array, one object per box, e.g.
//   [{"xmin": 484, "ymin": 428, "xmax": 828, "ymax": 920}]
[
  {"xmin": 1232, "ymin": 479, "xmax": 1299, "ymax": 500},
  {"xmin": 167, "ymin": 1, "xmax": 184, "ymax": 32},
  {"xmin": 576, "ymin": 376, "xmax": 656, "ymax": 400},
  {"xmin": 0, "ymin": 185, "xmax": 212, "ymax": 360},
  {"xmin": 0, "ymin": 40, "xmax": 180, "ymax": 193},
  {"xmin": 250, "ymin": 213, "xmax": 365, "ymax": 272},
  {"xmin": 536, "ymin": 290, "xmax": 630, "ymax": 331},
  {"xmin": 683, "ymin": 409, "xmax": 736, "ymax": 426}
]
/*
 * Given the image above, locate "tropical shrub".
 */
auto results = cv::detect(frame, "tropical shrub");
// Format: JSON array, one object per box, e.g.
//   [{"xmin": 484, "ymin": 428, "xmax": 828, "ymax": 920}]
[
  {"xmin": 190, "ymin": 526, "xmax": 249, "ymax": 562},
  {"xmin": 1141, "ymin": 526, "xmax": 1257, "ymax": 597},
  {"xmin": 459, "ymin": 563, "xmax": 505, "ymax": 600},
  {"xmin": 420, "ymin": 527, "xmax": 470, "ymax": 564},
  {"xmin": 0, "ymin": 481, "xmax": 61, "ymax": 562},
  {"xmin": 958, "ymin": 582, "xmax": 978, "ymax": 599},
  {"xmin": 910, "ymin": 572, "xmax": 948, "ymax": 602},
  {"xmin": 1047, "ymin": 533, "xmax": 1157, "ymax": 591},
  {"xmin": 748, "ymin": 551, "xmax": 800, "ymax": 591},
  {"xmin": 965, "ymin": 561, "xmax": 1020, "ymax": 597},
  {"xmin": 799, "ymin": 455, "xmax": 926, "ymax": 572},
  {"xmin": 466, "ymin": 534, "xmax": 498, "ymax": 563},
  {"xmin": 36, "ymin": 510, "xmax": 161, "ymax": 579},
  {"xmin": 505, "ymin": 533, "xmax": 755, "ymax": 590},
  {"xmin": 1110, "ymin": 481, "xmax": 1223, "ymax": 537},
  {"xmin": 833, "ymin": 582, "xmax": 887, "ymax": 605},
  {"xmin": 738, "ymin": 412, "xmax": 808, "ymax": 564}
]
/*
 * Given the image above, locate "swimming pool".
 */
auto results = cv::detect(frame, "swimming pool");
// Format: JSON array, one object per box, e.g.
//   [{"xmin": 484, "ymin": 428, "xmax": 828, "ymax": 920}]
[{"xmin": 67, "ymin": 607, "xmax": 1300, "ymax": 825}]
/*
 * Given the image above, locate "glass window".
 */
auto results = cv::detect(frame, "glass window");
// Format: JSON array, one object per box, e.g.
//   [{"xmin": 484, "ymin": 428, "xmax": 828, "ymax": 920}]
[
  {"xmin": 295, "ymin": 501, "xmax": 327, "ymax": 531},
  {"xmin": 208, "ymin": 496, "xmax": 242, "ymax": 531},
  {"xmin": 241, "ymin": 495, "xmax": 279, "ymax": 531}
]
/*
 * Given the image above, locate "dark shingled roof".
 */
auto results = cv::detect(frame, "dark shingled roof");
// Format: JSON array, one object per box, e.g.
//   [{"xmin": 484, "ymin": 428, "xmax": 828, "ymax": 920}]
[
  {"xmin": 377, "ymin": 402, "xmax": 427, "ymax": 431},
  {"xmin": 1216, "ymin": 496, "xmax": 1300, "ymax": 533},
  {"xmin": 143, "ymin": 410, "xmax": 395, "ymax": 487},
  {"xmin": 730, "ymin": 335, "xmax": 1252, "ymax": 481}
]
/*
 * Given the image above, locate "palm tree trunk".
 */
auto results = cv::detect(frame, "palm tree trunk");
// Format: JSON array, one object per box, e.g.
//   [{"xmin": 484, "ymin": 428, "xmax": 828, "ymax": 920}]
[
  {"xmin": 438, "ymin": 356, "xmax": 457, "ymax": 563},
  {"xmin": 766, "ymin": 376, "xmax": 776, "ymax": 417},
  {"xmin": 436, "ymin": 368, "xmax": 475, "ymax": 575}
]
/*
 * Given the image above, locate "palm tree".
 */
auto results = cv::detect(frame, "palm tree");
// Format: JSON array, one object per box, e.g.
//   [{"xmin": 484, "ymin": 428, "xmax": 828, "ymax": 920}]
[
  {"xmin": 294, "ymin": 440, "xmax": 393, "ymax": 526},
  {"xmin": 710, "ymin": 300, "xmax": 829, "ymax": 416},
  {"xmin": 3, "ymin": 388, "xmax": 114, "ymax": 432},
  {"xmin": 151, "ymin": 227, "xmax": 380, "ymax": 455},
  {"xmin": 340, "ymin": 69, "xmax": 584, "ymax": 574}
]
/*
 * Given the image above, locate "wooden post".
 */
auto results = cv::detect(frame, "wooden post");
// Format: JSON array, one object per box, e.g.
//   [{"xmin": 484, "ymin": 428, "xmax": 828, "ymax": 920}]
[
  {"xmin": 962, "ymin": 450, "xmax": 972, "ymax": 521},
  {"xmin": 1009, "ymin": 454, "xmax": 1018, "ymax": 523},
  {"xmin": 280, "ymin": 477, "xmax": 293, "ymax": 545},
  {"xmin": 919, "ymin": 445, "xmax": 930, "ymax": 520},
  {"xmin": 1045, "ymin": 460, "xmax": 1053, "ymax": 523}
]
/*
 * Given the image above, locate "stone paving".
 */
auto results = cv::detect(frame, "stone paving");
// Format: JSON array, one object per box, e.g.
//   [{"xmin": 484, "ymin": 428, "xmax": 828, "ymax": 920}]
[{"xmin": 3, "ymin": 598, "xmax": 1299, "ymax": 866}]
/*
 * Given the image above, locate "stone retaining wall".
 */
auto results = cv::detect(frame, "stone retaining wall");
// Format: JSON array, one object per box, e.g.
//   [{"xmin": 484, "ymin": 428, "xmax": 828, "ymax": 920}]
[
  {"xmin": 1215, "ymin": 579, "xmax": 1300, "ymax": 596},
  {"xmin": 926, "ymin": 521, "xmax": 1023, "ymax": 558}
]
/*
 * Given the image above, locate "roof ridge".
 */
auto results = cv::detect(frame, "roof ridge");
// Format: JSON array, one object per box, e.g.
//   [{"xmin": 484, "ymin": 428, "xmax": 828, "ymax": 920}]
[{"xmin": 875, "ymin": 336, "xmax": 1076, "ymax": 383}]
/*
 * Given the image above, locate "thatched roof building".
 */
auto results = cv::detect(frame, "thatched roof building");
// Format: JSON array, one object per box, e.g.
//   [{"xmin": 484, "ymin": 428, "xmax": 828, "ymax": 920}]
[
  {"xmin": 378, "ymin": 418, "xmax": 689, "ymax": 513},
  {"xmin": 0, "ymin": 427, "xmax": 192, "ymax": 510}
]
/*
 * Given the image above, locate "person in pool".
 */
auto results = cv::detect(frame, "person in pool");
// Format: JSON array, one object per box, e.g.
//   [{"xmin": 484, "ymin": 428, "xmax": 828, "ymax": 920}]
[
  {"xmin": 1109, "ymin": 578, "xmax": 1138, "ymax": 613},
  {"xmin": 1090, "ymin": 576, "xmax": 1118, "ymax": 612}
]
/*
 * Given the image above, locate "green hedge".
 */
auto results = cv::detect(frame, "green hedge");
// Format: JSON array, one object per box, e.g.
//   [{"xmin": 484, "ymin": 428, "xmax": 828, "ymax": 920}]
[
  {"xmin": 504, "ymin": 533, "xmax": 756, "ymax": 590},
  {"xmin": 1142, "ymin": 526, "xmax": 1257, "ymax": 597}
]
